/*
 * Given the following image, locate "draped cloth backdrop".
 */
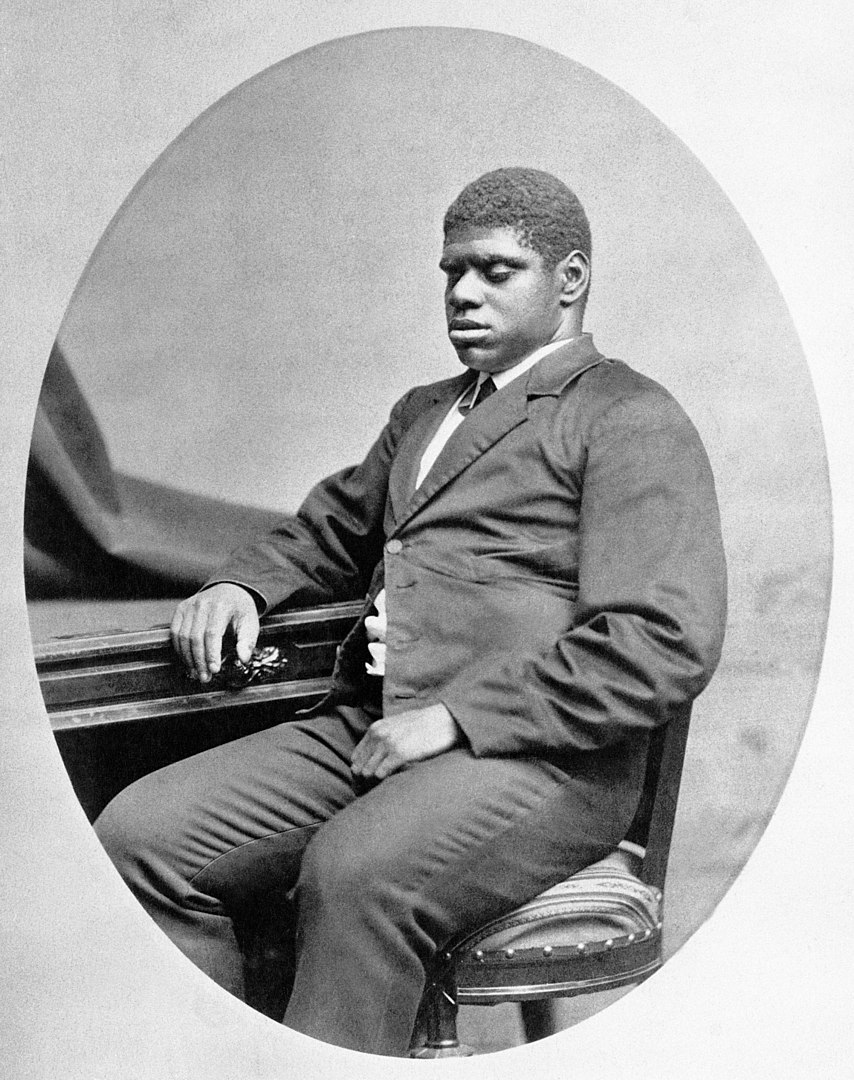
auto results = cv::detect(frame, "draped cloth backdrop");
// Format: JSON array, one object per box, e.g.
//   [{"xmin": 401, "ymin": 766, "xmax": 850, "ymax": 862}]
[{"xmin": 25, "ymin": 343, "xmax": 284, "ymax": 598}]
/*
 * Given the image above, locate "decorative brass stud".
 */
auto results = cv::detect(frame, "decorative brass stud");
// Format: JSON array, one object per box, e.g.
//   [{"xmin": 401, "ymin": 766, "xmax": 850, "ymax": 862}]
[
  {"xmin": 542, "ymin": 946, "xmax": 553, "ymax": 957},
  {"xmin": 656, "ymin": 921, "xmax": 663, "ymax": 931},
  {"xmin": 504, "ymin": 949, "xmax": 515, "ymax": 959},
  {"xmin": 643, "ymin": 929, "xmax": 651, "ymax": 939},
  {"xmin": 576, "ymin": 943, "xmax": 586, "ymax": 953},
  {"xmin": 475, "ymin": 950, "xmax": 484, "ymax": 962},
  {"xmin": 605, "ymin": 939, "xmax": 614, "ymax": 950},
  {"xmin": 627, "ymin": 933, "xmax": 636, "ymax": 943}
]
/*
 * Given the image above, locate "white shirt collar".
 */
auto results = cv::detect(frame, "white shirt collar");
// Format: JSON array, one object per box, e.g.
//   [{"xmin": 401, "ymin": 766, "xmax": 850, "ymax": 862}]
[{"xmin": 477, "ymin": 336, "xmax": 582, "ymax": 392}]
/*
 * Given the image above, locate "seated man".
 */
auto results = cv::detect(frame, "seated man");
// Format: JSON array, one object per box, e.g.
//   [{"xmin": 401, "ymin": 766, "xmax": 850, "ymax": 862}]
[{"xmin": 95, "ymin": 167, "xmax": 727, "ymax": 1057}]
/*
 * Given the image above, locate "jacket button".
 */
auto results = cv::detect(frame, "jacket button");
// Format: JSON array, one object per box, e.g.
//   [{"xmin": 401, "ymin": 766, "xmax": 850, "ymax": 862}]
[{"xmin": 385, "ymin": 539, "xmax": 403, "ymax": 554}]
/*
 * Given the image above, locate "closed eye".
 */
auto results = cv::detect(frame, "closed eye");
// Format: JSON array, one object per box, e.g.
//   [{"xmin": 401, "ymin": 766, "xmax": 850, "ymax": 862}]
[{"xmin": 483, "ymin": 266, "xmax": 513, "ymax": 283}]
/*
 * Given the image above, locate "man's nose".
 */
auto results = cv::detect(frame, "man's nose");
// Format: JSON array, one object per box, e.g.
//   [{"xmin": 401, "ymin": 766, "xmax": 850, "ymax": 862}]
[{"xmin": 447, "ymin": 269, "xmax": 482, "ymax": 308}]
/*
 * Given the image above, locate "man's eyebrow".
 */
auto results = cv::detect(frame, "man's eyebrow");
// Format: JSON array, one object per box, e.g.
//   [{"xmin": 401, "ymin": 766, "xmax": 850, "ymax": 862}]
[{"xmin": 439, "ymin": 253, "xmax": 528, "ymax": 271}]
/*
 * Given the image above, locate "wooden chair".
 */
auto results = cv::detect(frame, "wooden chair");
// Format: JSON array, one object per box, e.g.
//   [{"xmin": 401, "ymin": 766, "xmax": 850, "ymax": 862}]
[{"xmin": 412, "ymin": 706, "xmax": 692, "ymax": 1057}]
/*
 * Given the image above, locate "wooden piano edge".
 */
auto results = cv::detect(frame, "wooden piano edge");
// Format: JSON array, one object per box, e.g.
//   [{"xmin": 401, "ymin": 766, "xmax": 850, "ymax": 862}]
[
  {"xmin": 35, "ymin": 600, "xmax": 363, "ymax": 731},
  {"xmin": 48, "ymin": 676, "xmax": 335, "ymax": 731},
  {"xmin": 32, "ymin": 600, "xmax": 364, "ymax": 664}
]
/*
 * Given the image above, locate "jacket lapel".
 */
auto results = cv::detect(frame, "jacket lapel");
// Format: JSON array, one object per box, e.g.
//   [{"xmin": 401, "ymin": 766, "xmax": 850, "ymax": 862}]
[
  {"xmin": 394, "ymin": 376, "xmax": 530, "ymax": 528},
  {"xmin": 389, "ymin": 335, "xmax": 606, "ymax": 533},
  {"xmin": 386, "ymin": 373, "xmax": 472, "ymax": 524}
]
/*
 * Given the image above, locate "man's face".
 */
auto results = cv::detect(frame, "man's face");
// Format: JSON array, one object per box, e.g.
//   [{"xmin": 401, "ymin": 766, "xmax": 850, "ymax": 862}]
[{"xmin": 440, "ymin": 226, "xmax": 567, "ymax": 373}]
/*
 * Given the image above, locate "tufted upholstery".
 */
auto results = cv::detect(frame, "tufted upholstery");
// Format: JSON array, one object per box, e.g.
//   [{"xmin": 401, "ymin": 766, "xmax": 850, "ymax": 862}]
[
  {"xmin": 450, "ymin": 847, "xmax": 660, "ymax": 963},
  {"xmin": 443, "ymin": 846, "xmax": 664, "ymax": 1007}
]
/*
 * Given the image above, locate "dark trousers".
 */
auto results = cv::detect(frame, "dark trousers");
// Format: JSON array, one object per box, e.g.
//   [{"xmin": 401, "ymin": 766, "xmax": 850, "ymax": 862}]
[{"xmin": 94, "ymin": 705, "xmax": 627, "ymax": 1056}]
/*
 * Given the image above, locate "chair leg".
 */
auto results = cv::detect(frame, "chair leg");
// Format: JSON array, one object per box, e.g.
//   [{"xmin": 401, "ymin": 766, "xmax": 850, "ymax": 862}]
[
  {"xmin": 409, "ymin": 962, "xmax": 474, "ymax": 1058},
  {"xmin": 520, "ymin": 999, "xmax": 559, "ymax": 1043}
]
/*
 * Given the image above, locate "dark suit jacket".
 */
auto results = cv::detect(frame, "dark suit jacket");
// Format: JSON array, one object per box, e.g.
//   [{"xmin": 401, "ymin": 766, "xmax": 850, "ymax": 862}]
[{"xmin": 212, "ymin": 334, "xmax": 727, "ymax": 829}]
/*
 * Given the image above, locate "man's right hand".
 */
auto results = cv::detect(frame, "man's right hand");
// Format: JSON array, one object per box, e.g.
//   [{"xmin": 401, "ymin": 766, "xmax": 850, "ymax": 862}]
[{"xmin": 170, "ymin": 583, "xmax": 260, "ymax": 683}]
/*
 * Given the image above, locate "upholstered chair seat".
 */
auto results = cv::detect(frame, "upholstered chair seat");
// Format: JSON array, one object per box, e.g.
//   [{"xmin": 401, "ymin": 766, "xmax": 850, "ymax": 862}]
[{"xmin": 449, "ymin": 847, "xmax": 663, "ymax": 1003}]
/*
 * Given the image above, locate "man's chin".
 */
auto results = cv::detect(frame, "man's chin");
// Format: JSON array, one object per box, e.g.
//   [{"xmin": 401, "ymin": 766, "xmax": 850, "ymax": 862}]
[{"xmin": 452, "ymin": 343, "xmax": 497, "ymax": 372}]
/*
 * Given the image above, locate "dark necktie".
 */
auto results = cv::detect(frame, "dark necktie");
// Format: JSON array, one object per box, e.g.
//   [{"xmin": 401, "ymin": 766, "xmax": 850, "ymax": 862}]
[{"xmin": 458, "ymin": 376, "xmax": 496, "ymax": 415}]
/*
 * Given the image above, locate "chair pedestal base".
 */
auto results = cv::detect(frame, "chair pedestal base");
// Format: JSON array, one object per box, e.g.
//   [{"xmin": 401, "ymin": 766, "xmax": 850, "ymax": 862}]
[
  {"xmin": 410, "ymin": 966, "xmax": 474, "ymax": 1058},
  {"xmin": 520, "ymin": 999, "xmax": 559, "ymax": 1042},
  {"xmin": 410, "ymin": 1041, "xmax": 475, "ymax": 1059}
]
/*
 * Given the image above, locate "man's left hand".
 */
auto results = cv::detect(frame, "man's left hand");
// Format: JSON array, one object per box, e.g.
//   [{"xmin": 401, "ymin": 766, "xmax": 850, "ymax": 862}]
[{"xmin": 351, "ymin": 703, "xmax": 462, "ymax": 780}]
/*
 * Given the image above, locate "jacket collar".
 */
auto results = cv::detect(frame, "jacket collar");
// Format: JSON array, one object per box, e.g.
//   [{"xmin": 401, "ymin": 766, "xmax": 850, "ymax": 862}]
[
  {"xmin": 387, "ymin": 334, "xmax": 604, "ymax": 529},
  {"xmin": 525, "ymin": 333, "xmax": 604, "ymax": 396}
]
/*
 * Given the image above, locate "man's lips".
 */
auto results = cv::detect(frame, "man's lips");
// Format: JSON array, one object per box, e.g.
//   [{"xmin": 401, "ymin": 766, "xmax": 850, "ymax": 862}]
[
  {"xmin": 449, "ymin": 317, "xmax": 487, "ymax": 331},
  {"xmin": 448, "ymin": 318, "xmax": 490, "ymax": 345}
]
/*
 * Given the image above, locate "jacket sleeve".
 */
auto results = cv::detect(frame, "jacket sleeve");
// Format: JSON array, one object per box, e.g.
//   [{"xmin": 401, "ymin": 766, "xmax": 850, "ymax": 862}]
[
  {"xmin": 439, "ymin": 387, "xmax": 728, "ymax": 757},
  {"xmin": 204, "ymin": 389, "xmax": 417, "ymax": 613}
]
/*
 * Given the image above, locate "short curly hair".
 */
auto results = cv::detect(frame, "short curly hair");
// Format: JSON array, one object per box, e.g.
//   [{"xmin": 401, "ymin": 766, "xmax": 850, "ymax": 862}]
[{"xmin": 443, "ymin": 167, "xmax": 591, "ymax": 270}]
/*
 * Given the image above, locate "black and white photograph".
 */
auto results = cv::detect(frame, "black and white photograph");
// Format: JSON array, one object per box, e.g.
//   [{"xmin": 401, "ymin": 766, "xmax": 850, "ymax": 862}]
[{"xmin": 2, "ymin": 4, "xmax": 852, "ymax": 1077}]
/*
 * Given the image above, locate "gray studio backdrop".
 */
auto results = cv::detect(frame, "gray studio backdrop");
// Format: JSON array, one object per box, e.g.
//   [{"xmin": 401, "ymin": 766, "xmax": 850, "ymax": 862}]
[{"xmin": 50, "ymin": 27, "xmax": 829, "ymax": 986}]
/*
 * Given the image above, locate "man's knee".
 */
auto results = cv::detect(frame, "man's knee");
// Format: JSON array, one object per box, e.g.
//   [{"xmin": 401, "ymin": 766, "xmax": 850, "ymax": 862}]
[{"xmin": 94, "ymin": 776, "xmax": 169, "ymax": 877}]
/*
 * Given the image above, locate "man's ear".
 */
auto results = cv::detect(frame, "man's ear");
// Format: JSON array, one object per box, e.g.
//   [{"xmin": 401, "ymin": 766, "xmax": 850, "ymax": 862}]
[{"xmin": 556, "ymin": 250, "xmax": 590, "ymax": 307}]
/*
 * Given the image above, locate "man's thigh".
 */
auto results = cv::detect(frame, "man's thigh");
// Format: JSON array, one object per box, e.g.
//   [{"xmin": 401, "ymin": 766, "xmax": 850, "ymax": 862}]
[
  {"xmin": 96, "ymin": 705, "xmax": 374, "ymax": 911},
  {"xmin": 297, "ymin": 747, "xmax": 629, "ymax": 942}
]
